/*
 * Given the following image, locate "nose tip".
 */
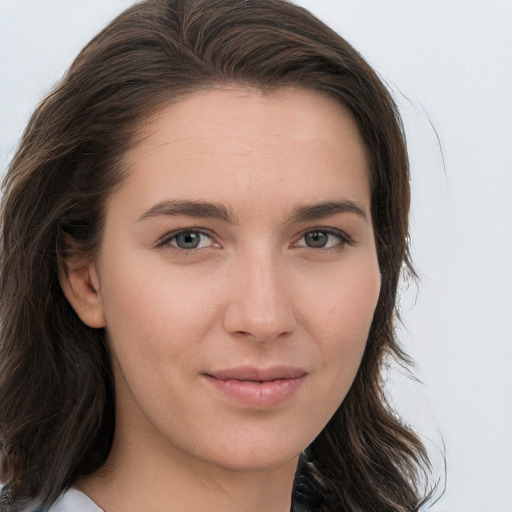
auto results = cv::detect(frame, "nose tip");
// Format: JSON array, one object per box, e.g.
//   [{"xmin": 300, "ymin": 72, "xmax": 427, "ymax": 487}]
[
  {"xmin": 226, "ymin": 307, "xmax": 297, "ymax": 342},
  {"xmin": 223, "ymin": 259, "xmax": 297, "ymax": 342}
]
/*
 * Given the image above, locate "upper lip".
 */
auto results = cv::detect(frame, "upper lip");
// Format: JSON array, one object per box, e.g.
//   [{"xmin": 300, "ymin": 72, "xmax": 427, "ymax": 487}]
[{"xmin": 205, "ymin": 366, "xmax": 308, "ymax": 382}]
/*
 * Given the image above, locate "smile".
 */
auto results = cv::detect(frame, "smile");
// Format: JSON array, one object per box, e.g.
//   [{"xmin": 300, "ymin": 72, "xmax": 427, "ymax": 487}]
[{"xmin": 203, "ymin": 366, "xmax": 308, "ymax": 408}]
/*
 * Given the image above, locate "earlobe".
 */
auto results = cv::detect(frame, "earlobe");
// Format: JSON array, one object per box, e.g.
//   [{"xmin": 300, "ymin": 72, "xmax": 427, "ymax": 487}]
[{"xmin": 59, "ymin": 259, "xmax": 106, "ymax": 329}]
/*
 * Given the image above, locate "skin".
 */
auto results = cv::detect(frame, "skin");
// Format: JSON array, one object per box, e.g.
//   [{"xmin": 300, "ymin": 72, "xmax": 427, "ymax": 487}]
[{"xmin": 63, "ymin": 86, "xmax": 381, "ymax": 512}]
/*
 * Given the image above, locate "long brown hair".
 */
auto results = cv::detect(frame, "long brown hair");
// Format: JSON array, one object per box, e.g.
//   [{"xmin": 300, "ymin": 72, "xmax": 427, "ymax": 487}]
[{"xmin": 0, "ymin": 1, "xmax": 432, "ymax": 510}]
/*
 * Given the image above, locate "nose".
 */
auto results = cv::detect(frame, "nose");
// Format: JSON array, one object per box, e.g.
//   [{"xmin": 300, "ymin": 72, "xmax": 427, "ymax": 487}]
[{"xmin": 223, "ymin": 251, "xmax": 298, "ymax": 342}]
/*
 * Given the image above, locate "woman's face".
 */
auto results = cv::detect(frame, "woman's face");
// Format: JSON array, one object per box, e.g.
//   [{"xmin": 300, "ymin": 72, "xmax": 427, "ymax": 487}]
[{"xmin": 81, "ymin": 87, "xmax": 380, "ymax": 473}]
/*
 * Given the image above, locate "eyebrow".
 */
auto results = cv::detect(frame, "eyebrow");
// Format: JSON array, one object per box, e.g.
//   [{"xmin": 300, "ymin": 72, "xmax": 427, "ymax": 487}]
[
  {"xmin": 137, "ymin": 200, "xmax": 236, "ymax": 223},
  {"xmin": 286, "ymin": 200, "xmax": 368, "ymax": 224},
  {"xmin": 137, "ymin": 199, "xmax": 368, "ymax": 224}
]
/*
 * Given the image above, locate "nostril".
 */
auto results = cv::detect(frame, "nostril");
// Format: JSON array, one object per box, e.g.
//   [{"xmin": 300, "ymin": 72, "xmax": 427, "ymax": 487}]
[{"xmin": 236, "ymin": 330, "xmax": 256, "ymax": 338}]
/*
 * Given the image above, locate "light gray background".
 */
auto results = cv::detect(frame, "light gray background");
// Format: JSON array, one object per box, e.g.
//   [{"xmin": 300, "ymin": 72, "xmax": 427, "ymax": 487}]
[{"xmin": 1, "ymin": 1, "xmax": 511, "ymax": 511}]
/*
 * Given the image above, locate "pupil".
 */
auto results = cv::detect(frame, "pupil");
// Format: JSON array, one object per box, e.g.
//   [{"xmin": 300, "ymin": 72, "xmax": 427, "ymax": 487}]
[
  {"xmin": 176, "ymin": 232, "xmax": 200, "ymax": 249},
  {"xmin": 305, "ymin": 231, "xmax": 328, "ymax": 248}
]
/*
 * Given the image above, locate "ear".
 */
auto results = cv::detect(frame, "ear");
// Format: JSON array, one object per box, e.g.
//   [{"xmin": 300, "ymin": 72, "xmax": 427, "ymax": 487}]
[{"xmin": 59, "ymin": 258, "xmax": 106, "ymax": 329}]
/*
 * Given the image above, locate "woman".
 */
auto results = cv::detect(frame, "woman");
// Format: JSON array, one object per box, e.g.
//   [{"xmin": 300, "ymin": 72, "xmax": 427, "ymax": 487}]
[{"xmin": 0, "ymin": 0, "xmax": 433, "ymax": 510}]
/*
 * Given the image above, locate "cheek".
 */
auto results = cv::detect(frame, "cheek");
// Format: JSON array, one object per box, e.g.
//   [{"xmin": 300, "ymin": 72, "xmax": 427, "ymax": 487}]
[
  {"xmin": 302, "ymin": 257, "xmax": 381, "ymax": 384},
  {"xmin": 291, "ymin": 263, "xmax": 380, "ymax": 434},
  {"xmin": 304, "ymin": 257, "xmax": 380, "ymax": 340},
  {"xmin": 98, "ymin": 256, "xmax": 221, "ymax": 368}
]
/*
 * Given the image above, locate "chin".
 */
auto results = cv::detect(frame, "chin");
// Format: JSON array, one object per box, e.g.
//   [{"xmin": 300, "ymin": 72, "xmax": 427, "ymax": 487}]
[
  {"xmin": 204, "ymin": 448, "xmax": 301, "ymax": 474},
  {"xmin": 187, "ymin": 423, "xmax": 315, "ymax": 474}
]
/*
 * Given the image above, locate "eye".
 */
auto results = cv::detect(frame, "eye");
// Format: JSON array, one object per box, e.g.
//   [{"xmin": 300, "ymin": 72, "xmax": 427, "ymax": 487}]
[
  {"xmin": 159, "ymin": 230, "xmax": 216, "ymax": 250},
  {"xmin": 295, "ymin": 229, "xmax": 351, "ymax": 249}
]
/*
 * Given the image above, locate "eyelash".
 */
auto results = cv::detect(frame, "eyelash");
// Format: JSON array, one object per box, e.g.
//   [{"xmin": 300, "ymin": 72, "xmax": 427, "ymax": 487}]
[
  {"xmin": 293, "ymin": 228, "xmax": 353, "ymax": 251},
  {"xmin": 156, "ymin": 229, "xmax": 218, "ymax": 254},
  {"xmin": 156, "ymin": 227, "xmax": 353, "ymax": 254}
]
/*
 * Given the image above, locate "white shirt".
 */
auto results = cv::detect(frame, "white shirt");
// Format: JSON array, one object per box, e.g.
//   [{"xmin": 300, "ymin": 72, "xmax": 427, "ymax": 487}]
[{"xmin": 51, "ymin": 489, "xmax": 104, "ymax": 512}]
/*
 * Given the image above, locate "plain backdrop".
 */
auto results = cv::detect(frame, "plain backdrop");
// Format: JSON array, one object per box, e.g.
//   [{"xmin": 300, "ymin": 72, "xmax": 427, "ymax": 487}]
[{"xmin": 1, "ymin": 1, "xmax": 511, "ymax": 511}]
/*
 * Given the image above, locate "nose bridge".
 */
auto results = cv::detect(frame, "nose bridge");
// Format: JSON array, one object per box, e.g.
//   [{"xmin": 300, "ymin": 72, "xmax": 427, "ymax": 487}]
[{"xmin": 224, "ymin": 246, "xmax": 297, "ymax": 341}]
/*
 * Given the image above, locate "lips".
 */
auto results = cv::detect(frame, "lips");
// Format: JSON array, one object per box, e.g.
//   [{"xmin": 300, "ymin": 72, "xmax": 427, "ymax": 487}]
[
  {"xmin": 203, "ymin": 366, "xmax": 307, "ymax": 408},
  {"xmin": 207, "ymin": 366, "xmax": 307, "ymax": 382}
]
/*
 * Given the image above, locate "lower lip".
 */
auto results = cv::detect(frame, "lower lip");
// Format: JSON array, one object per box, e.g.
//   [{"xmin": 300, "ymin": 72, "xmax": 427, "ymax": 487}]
[{"xmin": 205, "ymin": 375, "xmax": 305, "ymax": 408}]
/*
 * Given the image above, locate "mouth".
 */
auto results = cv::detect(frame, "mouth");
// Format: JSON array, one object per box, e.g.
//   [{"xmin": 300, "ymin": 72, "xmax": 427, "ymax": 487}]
[
  {"xmin": 202, "ymin": 366, "xmax": 308, "ymax": 408},
  {"xmin": 205, "ymin": 365, "xmax": 307, "ymax": 382}
]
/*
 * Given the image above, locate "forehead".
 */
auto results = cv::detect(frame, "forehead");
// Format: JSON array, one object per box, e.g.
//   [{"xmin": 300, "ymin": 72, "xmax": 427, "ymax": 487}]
[
  {"xmin": 117, "ymin": 86, "xmax": 371, "ymax": 218},
  {"xmin": 129, "ymin": 86, "xmax": 364, "ymax": 158}
]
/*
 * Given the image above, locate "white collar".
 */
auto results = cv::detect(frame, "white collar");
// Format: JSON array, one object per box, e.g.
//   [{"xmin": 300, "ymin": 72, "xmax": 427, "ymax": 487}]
[{"xmin": 52, "ymin": 488, "xmax": 104, "ymax": 512}]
